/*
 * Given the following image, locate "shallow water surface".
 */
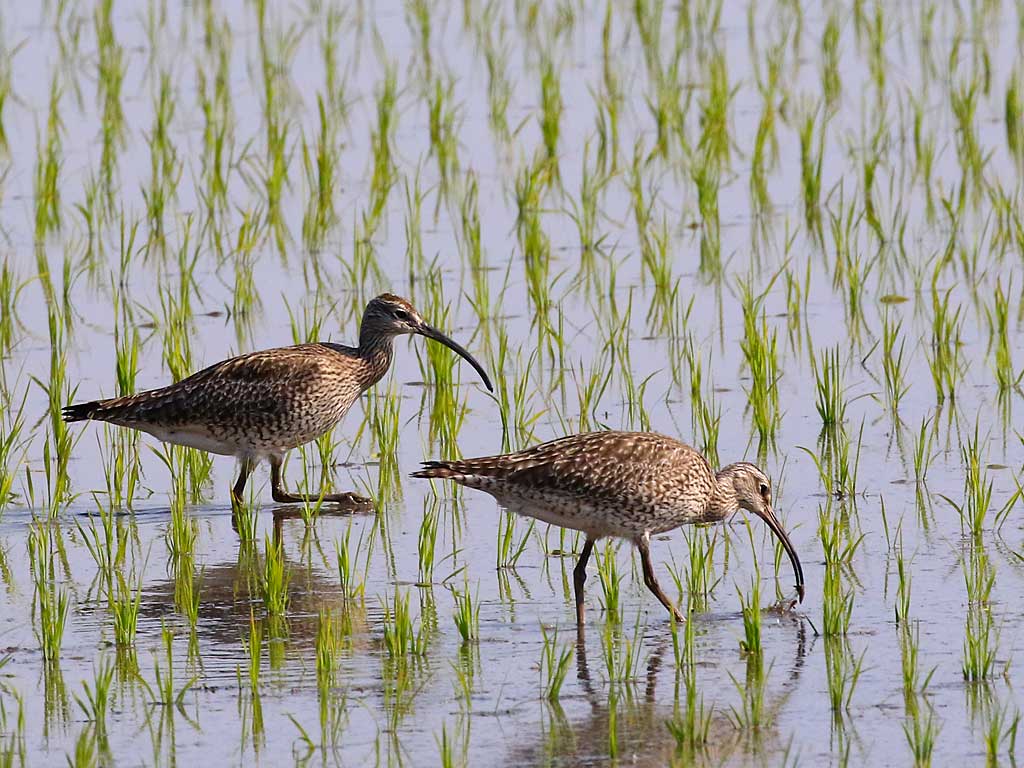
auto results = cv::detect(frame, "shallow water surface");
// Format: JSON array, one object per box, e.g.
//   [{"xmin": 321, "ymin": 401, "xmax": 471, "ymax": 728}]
[{"xmin": 0, "ymin": 0, "xmax": 1023, "ymax": 766}]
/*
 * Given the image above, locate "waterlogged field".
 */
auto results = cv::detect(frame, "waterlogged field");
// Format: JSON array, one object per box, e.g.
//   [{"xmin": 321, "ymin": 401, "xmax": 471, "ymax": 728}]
[{"xmin": 0, "ymin": 0, "xmax": 1022, "ymax": 765}]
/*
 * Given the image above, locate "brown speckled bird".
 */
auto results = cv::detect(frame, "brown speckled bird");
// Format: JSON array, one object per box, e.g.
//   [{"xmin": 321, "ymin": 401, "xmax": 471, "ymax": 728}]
[
  {"xmin": 64, "ymin": 294, "xmax": 493, "ymax": 507},
  {"xmin": 413, "ymin": 431, "xmax": 804, "ymax": 624}
]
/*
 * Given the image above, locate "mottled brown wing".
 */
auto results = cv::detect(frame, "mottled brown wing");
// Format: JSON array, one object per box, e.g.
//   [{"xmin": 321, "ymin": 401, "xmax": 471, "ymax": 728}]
[
  {"xmin": 501, "ymin": 432, "xmax": 711, "ymax": 506},
  {"xmin": 89, "ymin": 344, "xmax": 334, "ymax": 427}
]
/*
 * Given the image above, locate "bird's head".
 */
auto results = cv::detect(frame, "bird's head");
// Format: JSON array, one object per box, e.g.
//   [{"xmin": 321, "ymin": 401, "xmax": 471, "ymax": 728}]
[
  {"xmin": 362, "ymin": 294, "xmax": 494, "ymax": 392},
  {"xmin": 717, "ymin": 462, "xmax": 805, "ymax": 603}
]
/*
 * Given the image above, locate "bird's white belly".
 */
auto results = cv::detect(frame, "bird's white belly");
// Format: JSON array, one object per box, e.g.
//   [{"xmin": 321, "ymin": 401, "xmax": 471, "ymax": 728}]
[{"xmin": 142, "ymin": 426, "xmax": 239, "ymax": 456}]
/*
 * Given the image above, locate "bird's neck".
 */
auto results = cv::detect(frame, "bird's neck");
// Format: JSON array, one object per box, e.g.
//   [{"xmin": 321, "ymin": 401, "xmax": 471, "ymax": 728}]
[
  {"xmin": 705, "ymin": 467, "xmax": 740, "ymax": 522},
  {"xmin": 356, "ymin": 332, "xmax": 395, "ymax": 390}
]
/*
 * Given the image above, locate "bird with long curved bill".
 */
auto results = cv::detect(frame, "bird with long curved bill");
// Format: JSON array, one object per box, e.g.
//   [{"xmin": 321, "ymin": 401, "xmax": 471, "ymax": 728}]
[
  {"xmin": 64, "ymin": 294, "xmax": 493, "ymax": 508},
  {"xmin": 413, "ymin": 430, "xmax": 804, "ymax": 625}
]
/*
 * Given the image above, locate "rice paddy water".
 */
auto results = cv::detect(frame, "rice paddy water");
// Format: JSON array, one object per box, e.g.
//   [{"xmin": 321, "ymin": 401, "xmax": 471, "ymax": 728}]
[{"xmin": 0, "ymin": 0, "xmax": 1022, "ymax": 765}]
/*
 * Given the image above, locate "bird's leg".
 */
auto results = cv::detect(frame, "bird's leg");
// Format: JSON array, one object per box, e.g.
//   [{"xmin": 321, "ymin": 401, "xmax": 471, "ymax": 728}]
[
  {"xmin": 573, "ymin": 538, "xmax": 595, "ymax": 628},
  {"xmin": 231, "ymin": 457, "xmax": 256, "ymax": 509},
  {"xmin": 636, "ymin": 535, "xmax": 685, "ymax": 624},
  {"xmin": 269, "ymin": 455, "xmax": 372, "ymax": 506}
]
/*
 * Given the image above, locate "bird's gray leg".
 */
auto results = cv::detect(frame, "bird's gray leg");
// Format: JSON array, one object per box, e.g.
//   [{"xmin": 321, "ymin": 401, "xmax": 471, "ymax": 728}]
[
  {"xmin": 269, "ymin": 454, "xmax": 371, "ymax": 506},
  {"xmin": 231, "ymin": 457, "xmax": 257, "ymax": 508},
  {"xmin": 574, "ymin": 538, "xmax": 595, "ymax": 627},
  {"xmin": 636, "ymin": 535, "xmax": 685, "ymax": 623}
]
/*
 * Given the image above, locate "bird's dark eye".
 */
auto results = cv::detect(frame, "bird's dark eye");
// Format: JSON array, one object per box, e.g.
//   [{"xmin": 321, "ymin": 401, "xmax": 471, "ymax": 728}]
[
  {"xmin": 759, "ymin": 483, "xmax": 769, "ymax": 496},
  {"xmin": 393, "ymin": 309, "xmax": 411, "ymax": 321}
]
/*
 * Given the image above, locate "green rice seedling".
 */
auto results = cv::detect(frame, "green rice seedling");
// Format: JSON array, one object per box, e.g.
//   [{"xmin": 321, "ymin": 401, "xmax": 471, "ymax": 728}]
[
  {"xmin": 451, "ymin": 585, "xmax": 479, "ymax": 643},
  {"xmin": 94, "ymin": 0, "xmax": 125, "ymax": 202},
  {"xmin": 173, "ymin": 554, "xmax": 202, "ymax": 631},
  {"xmin": 822, "ymin": 560, "xmax": 854, "ymax": 637},
  {"xmin": 143, "ymin": 73, "xmax": 182, "ymax": 248},
  {"xmin": 320, "ymin": 4, "xmax": 347, "ymax": 118},
  {"xmin": 382, "ymin": 589, "xmax": 426, "ymax": 659},
  {"xmin": 881, "ymin": 312, "xmax": 910, "ymax": 414},
  {"xmin": 369, "ymin": 387, "xmax": 402, "ymax": 500},
  {"xmin": 75, "ymin": 500, "xmax": 121, "ymax": 591},
  {"xmin": 0, "ymin": 387, "xmax": 27, "ymax": 509},
  {"xmin": 904, "ymin": 705, "xmax": 937, "ymax": 766},
  {"xmin": 259, "ymin": 534, "xmax": 289, "ymax": 616},
  {"xmin": 813, "ymin": 346, "xmax": 846, "ymax": 430},
  {"xmin": 601, "ymin": 615, "xmax": 645, "ymax": 684},
  {"xmin": 926, "ymin": 288, "xmax": 963, "ymax": 403},
  {"xmin": 301, "ymin": 95, "xmax": 339, "ymax": 252},
  {"xmin": 595, "ymin": 541, "xmax": 623, "ymax": 624},
  {"xmin": 950, "ymin": 82, "xmax": 985, "ymax": 201},
  {"xmin": 911, "ymin": 94, "xmax": 937, "ymax": 219},
  {"xmin": 962, "ymin": 604, "xmax": 998, "ymax": 682},
  {"xmin": 728, "ymin": 651, "xmax": 769, "ymax": 731},
  {"xmin": 496, "ymin": 511, "xmax": 532, "ymax": 569},
  {"xmin": 739, "ymin": 279, "xmax": 781, "ymax": 447},
  {"xmin": 367, "ymin": 65, "xmax": 398, "ymax": 236},
  {"xmin": 336, "ymin": 522, "xmax": 366, "ymax": 601},
  {"xmin": 34, "ymin": 303, "xmax": 75, "ymax": 512},
  {"xmin": 691, "ymin": 153, "xmax": 721, "ymax": 277},
  {"xmin": 567, "ymin": 143, "xmax": 611, "ymax": 285},
  {"xmin": 818, "ymin": 504, "xmax": 864, "ymax": 570},
  {"xmin": 417, "ymin": 277, "xmax": 470, "ymax": 457},
  {"xmin": 824, "ymin": 637, "xmax": 864, "ymax": 717},
  {"xmin": 832, "ymin": 422, "xmax": 864, "ymax": 500},
  {"xmin": 406, "ymin": 0, "xmax": 433, "ymax": 79},
  {"xmin": 737, "ymin": 577, "xmax": 762, "ymax": 658},
  {"xmin": 427, "ymin": 75, "xmax": 460, "ymax": 203},
  {"xmin": 74, "ymin": 656, "xmax": 114, "ymax": 747},
  {"xmin": 985, "ymin": 281, "xmax": 1019, "ymax": 392},
  {"xmin": 941, "ymin": 425, "xmax": 1018, "ymax": 539},
  {"xmin": 34, "ymin": 73, "xmax": 63, "ymax": 240},
  {"xmin": 984, "ymin": 705, "xmax": 1020, "ymax": 765},
  {"xmin": 749, "ymin": 33, "xmax": 783, "ymax": 216},
  {"xmin": 149, "ymin": 625, "xmax": 195, "ymax": 709},
  {"xmin": 28, "ymin": 524, "xmax": 69, "ymax": 663},
  {"xmin": 458, "ymin": 175, "xmax": 494, "ymax": 327},
  {"xmin": 699, "ymin": 50, "xmax": 732, "ymax": 169},
  {"xmin": 481, "ymin": 20, "xmax": 512, "ymax": 144},
  {"xmin": 821, "ymin": 10, "xmax": 841, "ymax": 111},
  {"xmin": 315, "ymin": 608, "xmax": 340, "ymax": 692},
  {"xmin": 538, "ymin": 53, "xmax": 562, "ymax": 179},
  {"xmin": 681, "ymin": 527, "xmax": 719, "ymax": 612},
  {"xmin": 798, "ymin": 104, "xmax": 825, "ymax": 238},
  {"xmin": 895, "ymin": 533, "xmax": 911, "ymax": 626},
  {"xmin": 913, "ymin": 415, "xmax": 935, "ymax": 483},
  {"xmin": 111, "ymin": 571, "xmax": 142, "ymax": 647},
  {"xmin": 0, "ymin": 257, "xmax": 23, "ymax": 357},
  {"xmin": 666, "ymin": 603, "xmax": 712, "ymax": 755},
  {"xmin": 254, "ymin": 1, "xmax": 299, "ymax": 252},
  {"xmin": 241, "ymin": 611, "xmax": 264, "ymax": 739},
  {"xmin": 899, "ymin": 623, "xmax": 935, "ymax": 707},
  {"xmin": 687, "ymin": 351, "xmax": 721, "ymax": 469},
  {"xmin": 539, "ymin": 625, "xmax": 573, "ymax": 701},
  {"xmin": 0, "ymin": 45, "xmax": 10, "ymax": 157},
  {"xmin": 963, "ymin": 545, "xmax": 995, "ymax": 607},
  {"xmin": 1007, "ymin": 69, "xmax": 1024, "ymax": 168},
  {"xmin": 418, "ymin": 496, "xmax": 441, "ymax": 584},
  {"xmin": 197, "ymin": 33, "xmax": 233, "ymax": 224}
]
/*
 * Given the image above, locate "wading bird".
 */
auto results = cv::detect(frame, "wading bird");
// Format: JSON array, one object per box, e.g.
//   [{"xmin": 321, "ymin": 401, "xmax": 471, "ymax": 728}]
[
  {"xmin": 65, "ymin": 294, "xmax": 493, "ymax": 507},
  {"xmin": 413, "ymin": 431, "xmax": 804, "ymax": 624}
]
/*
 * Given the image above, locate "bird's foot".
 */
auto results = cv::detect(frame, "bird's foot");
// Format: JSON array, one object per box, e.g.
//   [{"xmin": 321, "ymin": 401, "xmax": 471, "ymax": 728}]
[
  {"xmin": 272, "ymin": 489, "xmax": 372, "ymax": 507},
  {"xmin": 320, "ymin": 491, "xmax": 373, "ymax": 506}
]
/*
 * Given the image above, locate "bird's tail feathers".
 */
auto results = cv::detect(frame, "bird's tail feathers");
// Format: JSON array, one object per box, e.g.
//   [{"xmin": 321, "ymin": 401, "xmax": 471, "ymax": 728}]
[{"xmin": 411, "ymin": 461, "xmax": 461, "ymax": 480}]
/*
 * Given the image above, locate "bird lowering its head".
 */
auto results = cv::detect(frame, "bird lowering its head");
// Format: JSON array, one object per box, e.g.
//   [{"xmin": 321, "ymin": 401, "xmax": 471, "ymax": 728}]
[
  {"xmin": 359, "ymin": 294, "xmax": 494, "ymax": 392},
  {"xmin": 715, "ymin": 462, "xmax": 805, "ymax": 602}
]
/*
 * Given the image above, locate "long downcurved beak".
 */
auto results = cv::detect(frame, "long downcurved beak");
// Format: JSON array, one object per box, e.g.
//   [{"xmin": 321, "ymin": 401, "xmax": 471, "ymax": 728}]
[
  {"xmin": 417, "ymin": 324, "xmax": 494, "ymax": 392},
  {"xmin": 757, "ymin": 504, "xmax": 805, "ymax": 602}
]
